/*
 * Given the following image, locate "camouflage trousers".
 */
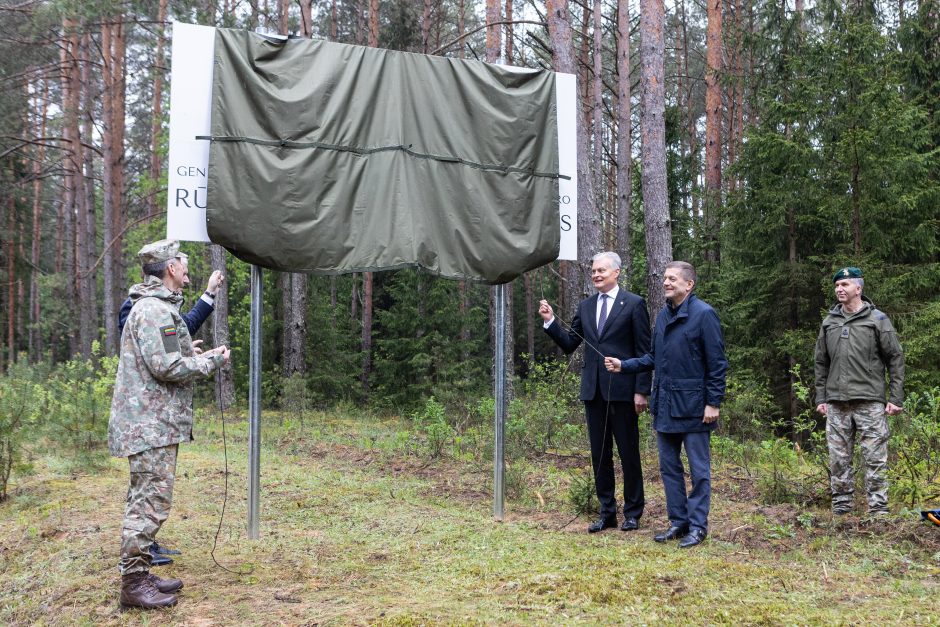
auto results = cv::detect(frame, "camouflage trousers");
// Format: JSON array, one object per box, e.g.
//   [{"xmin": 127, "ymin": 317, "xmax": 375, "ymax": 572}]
[
  {"xmin": 119, "ymin": 444, "xmax": 178, "ymax": 575},
  {"xmin": 825, "ymin": 400, "xmax": 889, "ymax": 514}
]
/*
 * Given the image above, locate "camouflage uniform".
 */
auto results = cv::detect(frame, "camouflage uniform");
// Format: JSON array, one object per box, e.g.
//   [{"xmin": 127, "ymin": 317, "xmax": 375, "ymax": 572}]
[
  {"xmin": 109, "ymin": 260, "xmax": 223, "ymax": 575},
  {"xmin": 815, "ymin": 289, "xmax": 904, "ymax": 515},
  {"xmin": 825, "ymin": 400, "xmax": 889, "ymax": 513}
]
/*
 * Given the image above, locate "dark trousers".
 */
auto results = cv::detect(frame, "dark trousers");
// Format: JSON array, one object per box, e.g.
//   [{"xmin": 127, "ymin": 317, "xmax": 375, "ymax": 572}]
[
  {"xmin": 584, "ymin": 396, "xmax": 645, "ymax": 520},
  {"xmin": 657, "ymin": 431, "xmax": 711, "ymax": 532}
]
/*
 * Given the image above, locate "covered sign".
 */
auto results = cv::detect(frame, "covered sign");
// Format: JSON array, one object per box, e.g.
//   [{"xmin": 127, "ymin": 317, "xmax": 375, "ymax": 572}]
[{"xmin": 167, "ymin": 24, "xmax": 578, "ymax": 282}]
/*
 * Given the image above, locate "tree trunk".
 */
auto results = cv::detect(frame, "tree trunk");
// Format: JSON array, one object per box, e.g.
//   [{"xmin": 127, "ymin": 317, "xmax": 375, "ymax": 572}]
[
  {"xmin": 149, "ymin": 0, "xmax": 168, "ymax": 218},
  {"xmin": 369, "ymin": 0, "xmax": 379, "ymax": 47},
  {"xmin": 524, "ymin": 272, "xmax": 535, "ymax": 373},
  {"xmin": 277, "ymin": 3, "xmax": 309, "ymax": 377},
  {"xmin": 361, "ymin": 271, "xmax": 373, "ymax": 394},
  {"xmin": 486, "ymin": 0, "xmax": 501, "ymax": 60},
  {"xmin": 703, "ymin": 0, "xmax": 723, "ymax": 267},
  {"xmin": 57, "ymin": 20, "xmax": 81, "ymax": 359},
  {"xmin": 457, "ymin": 0, "xmax": 465, "ymax": 58},
  {"xmin": 100, "ymin": 18, "xmax": 127, "ymax": 354},
  {"xmin": 79, "ymin": 32, "xmax": 99, "ymax": 358},
  {"xmin": 278, "ymin": 0, "xmax": 289, "ymax": 35},
  {"xmin": 6, "ymin": 196, "xmax": 15, "ymax": 365},
  {"xmin": 210, "ymin": 244, "xmax": 235, "ymax": 408},
  {"xmin": 505, "ymin": 0, "xmax": 514, "ymax": 64},
  {"xmin": 330, "ymin": 0, "xmax": 338, "ymax": 40},
  {"xmin": 640, "ymin": 0, "xmax": 672, "ymax": 316},
  {"xmin": 111, "ymin": 18, "xmax": 127, "ymax": 321},
  {"xmin": 592, "ymin": 0, "xmax": 603, "ymax": 172},
  {"xmin": 677, "ymin": 0, "xmax": 700, "ymax": 230},
  {"xmin": 280, "ymin": 272, "xmax": 291, "ymax": 370},
  {"xmin": 360, "ymin": 4, "xmax": 380, "ymax": 393},
  {"xmin": 616, "ymin": 0, "xmax": 633, "ymax": 284},
  {"xmin": 422, "ymin": 0, "xmax": 432, "ymax": 53},
  {"xmin": 547, "ymin": 0, "xmax": 599, "ymax": 313},
  {"xmin": 350, "ymin": 273, "xmax": 358, "ymax": 321},
  {"xmin": 17, "ymin": 220, "xmax": 27, "ymax": 359},
  {"xmin": 287, "ymin": 272, "xmax": 308, "ymax": 375},
  {"xmin": 28, "ymin": 81, "xmax": 49, "ymax": 362},
  {"xmin": 300, "ymin": 0, "xmax": 313, "ymax": 37}
]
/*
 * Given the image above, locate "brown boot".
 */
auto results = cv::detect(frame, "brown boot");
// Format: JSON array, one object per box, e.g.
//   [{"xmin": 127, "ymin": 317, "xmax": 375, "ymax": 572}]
[
  {"xmin": 148, "ymin": 573, "xmax": 184, "ymax": 594},
  {"xmin": 120, "ymin": 572, "xmax": 178, "ymax": 609}
]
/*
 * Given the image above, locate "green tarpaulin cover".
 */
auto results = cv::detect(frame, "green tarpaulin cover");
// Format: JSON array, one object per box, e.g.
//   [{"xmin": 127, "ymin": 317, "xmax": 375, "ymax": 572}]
[{"xmin": 205, "ymin": 29, "xmax": 561, "ymax": 284}]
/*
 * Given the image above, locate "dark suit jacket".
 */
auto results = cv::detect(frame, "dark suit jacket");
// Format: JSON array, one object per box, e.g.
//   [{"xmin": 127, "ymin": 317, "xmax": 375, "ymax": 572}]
[
  {"xmin": 621, "ymin": 294, "xmax": 728, "ymax": 432},
  {"xmin": 118, "ymin": 295, "xmax": 214, "ymax": 338},
  {"xmin": 545, "ymin": 289, "xmax": 652, "ymax": 402}
]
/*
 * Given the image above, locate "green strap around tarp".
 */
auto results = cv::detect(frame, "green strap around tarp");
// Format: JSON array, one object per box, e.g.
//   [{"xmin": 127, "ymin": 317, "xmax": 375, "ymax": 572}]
[{"xmin": 205, "ymin": 29, "xmax": 562, "ymax": 284}]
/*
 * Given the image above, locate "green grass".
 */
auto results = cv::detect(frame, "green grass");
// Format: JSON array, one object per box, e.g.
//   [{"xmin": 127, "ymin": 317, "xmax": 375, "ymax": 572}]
[{"xmin": 1, "ymin": 410, "xmax": 938, "ymax": 625}]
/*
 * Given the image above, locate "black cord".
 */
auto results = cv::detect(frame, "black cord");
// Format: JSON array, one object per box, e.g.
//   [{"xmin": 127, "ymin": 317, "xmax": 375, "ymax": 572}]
[
  {"xmin": 209, "ymin": 361, "xmax": 254, "ymax": 576},
  {"xmin": 536, "ymin": 270, "xmax": 617, "ymax": 531}
]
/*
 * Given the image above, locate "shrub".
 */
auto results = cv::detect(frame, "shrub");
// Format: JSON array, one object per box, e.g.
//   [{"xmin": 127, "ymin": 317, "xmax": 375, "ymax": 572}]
[
  {"xmin": 412, "ymin": 396, "xmax": 455, "ymax": 458},
  {"xmin": 505, "ymin": 359, "xmax": 581, "ymax": 457},
  {"xmin": 0, "ymin": 362, "xmax": 46, "ymax": 500},
  {"xmin": 889, "ymin": 387, "xmax": 940, "ymax": 508},
  {"xmin": 44, "ymin": 344, "xmax": 118, "ymax": 469}
]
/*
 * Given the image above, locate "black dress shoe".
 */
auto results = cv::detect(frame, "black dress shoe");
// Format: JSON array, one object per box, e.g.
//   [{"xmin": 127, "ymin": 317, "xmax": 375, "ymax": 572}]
[
  {"xmin": 151, "ymin": 542, "xmax": 182, "ymax": 556},
  {"xmin": 620, "ymin": 517, "xmax": 639, "ymax": 531},
  {"xmin": 148, "ymin": 545, "xmax": 173, "ymax": 567},
  {"xmin": 588, "ymin": 518, "xmax": 618, "ymax": 533},
  {"xmin": 678, "ymin": 528, "xmax": 707, "ymax": 548},
  {"xmin": 653, "ymin": 525, "xmax": 689, "ymax": 542}
]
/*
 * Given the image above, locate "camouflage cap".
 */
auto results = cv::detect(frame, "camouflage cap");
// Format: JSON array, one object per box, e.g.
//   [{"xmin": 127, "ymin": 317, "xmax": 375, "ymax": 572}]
[
  {"xmin": 832, "ymin": 267, "xmax": 863, "ymax": 283},
  {"xmin": 138, "ymin": 239, "xmax": 183, "ymax": 266}
]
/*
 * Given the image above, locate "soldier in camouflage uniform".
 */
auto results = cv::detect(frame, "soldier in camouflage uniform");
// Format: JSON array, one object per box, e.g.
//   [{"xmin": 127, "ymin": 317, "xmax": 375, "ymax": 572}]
[
  {"xmin": 814, "ymin": 267, "xmax": 904, "ymax": 516},
  {"xmin": 109, "ymin": 239, "xmax": 230, "ymax": 610}
]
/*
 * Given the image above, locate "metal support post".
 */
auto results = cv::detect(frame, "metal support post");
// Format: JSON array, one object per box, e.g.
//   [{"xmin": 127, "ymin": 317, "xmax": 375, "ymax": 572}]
[
  {"xmin": 493, "ymin": 282, "xmax": 507, "ymax": 520},
  {"xmin": 247, "ymin": 264, "xmax": 262, "ymax": 539}
]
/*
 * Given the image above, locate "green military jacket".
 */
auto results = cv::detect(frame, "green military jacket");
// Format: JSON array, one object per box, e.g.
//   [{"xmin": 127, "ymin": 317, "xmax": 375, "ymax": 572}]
[
  {"xmin": 814, "ymin": 296, "xmax": 904, "ymax": 406},
  {"xmin": 108, "ymin": 276, "xmax": 224, "ymax": 458}
]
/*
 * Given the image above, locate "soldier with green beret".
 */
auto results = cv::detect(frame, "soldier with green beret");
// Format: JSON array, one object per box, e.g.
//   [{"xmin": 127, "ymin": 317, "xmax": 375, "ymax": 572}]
[
  {"xmin": 814, "ymin": 267, "xmax": 904, "ymax": 517},
  {"xmin": 109, "ymin": 238, "xmax": 231, "ymax": 609}
]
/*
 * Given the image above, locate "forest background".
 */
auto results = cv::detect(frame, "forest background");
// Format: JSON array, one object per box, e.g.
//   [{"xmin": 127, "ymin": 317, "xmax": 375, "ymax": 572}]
[{"xmin": 0, "ymin": 0, "xmax": 938, "ymax": 514}]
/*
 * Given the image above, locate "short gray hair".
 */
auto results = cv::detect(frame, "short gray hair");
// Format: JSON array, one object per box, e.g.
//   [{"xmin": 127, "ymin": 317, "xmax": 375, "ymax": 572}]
[
  {"xmin": 848, "ymin": 277, "xmax": 864, "ymax": 290},
  {"xmin": 142, "ymin": 259, "xmax": 170, "ymax": 279},
  {"xmin": 665, "ymin": 260, "xmax": 697, "ymax": 283},
  {"xmin": 142, "ymin": 256, "xmax": 184, "ymax": 280},
  {"xmin": 592, "ymin": 251, "xmax": 622, "ymax": 270}
]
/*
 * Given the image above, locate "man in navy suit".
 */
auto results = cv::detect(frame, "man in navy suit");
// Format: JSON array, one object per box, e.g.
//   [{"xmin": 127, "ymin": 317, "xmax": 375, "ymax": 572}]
[
  {"xmin": 119, "ymin": 264, "xmax": 223, "ymax": 338},
  {"xmin": 606, "ymin": 261, "xmax": 727, "ymax": 548},
  {"xmin": 539, "ymin": 251, "xmax": 652, "ymax": 533}
]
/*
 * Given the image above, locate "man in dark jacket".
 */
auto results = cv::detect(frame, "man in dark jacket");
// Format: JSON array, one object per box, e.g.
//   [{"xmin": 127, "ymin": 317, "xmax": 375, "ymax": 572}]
[
  {"xmin": 539, "ymin": 251, "xmax": 652, "ymax": 533},
  {"xmin": 606, "ymin": 260, "xmax": 727, "ymax": 548},
  {"xmin": 119, "ymin": 264, "xmax": 223, "ymax": 337},
  {"xmin": 814, "ymin": 267, "xmax": 904, "ymax": 516}
]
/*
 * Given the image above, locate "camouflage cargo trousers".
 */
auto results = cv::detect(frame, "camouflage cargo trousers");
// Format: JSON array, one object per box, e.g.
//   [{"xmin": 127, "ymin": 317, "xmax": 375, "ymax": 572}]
[
  {"xmin": 825, "ymin": 400, "xmax": 889, "ymax": 514},
  {"xmin": 119, "ymin": 444, "xmax": 178, "ymax": 575}
]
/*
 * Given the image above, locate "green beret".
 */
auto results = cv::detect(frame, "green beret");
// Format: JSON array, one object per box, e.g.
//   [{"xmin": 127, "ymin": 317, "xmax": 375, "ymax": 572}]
[
  {"xmin": 138, "ymin": 239, "xmax": 182, "ymax": 266},
  {"xmin": 832, "ymin": 267, "xmax": 863, "ymax": 283}
]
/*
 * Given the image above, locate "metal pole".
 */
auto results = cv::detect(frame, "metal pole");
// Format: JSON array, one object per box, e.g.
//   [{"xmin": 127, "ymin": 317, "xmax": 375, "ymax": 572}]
[
  {"xmin": 493, "ymin": 282, "xmax": 507, "ymax": 520},
  {"xmin": 247, "ymin": 264, "xmax": 262, "ymax": 539}
]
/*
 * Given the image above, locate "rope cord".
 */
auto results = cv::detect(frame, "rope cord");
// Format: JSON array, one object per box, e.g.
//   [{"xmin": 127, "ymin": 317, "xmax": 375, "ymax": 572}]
[
  {"xmin": 195, "ymin": 135, "xmax": 570, "ymax": 181},
  {"xmin": 536, "ymin": 270, "xmax": 618, "ymax": 531},
  {"xmin": 209, "ymin": 331, "xmax": 253, "ymax": 576}
]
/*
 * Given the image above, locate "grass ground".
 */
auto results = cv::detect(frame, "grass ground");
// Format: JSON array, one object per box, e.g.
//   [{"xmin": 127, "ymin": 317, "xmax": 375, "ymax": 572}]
[{"xmin": 1, "ymin": 409, "xmax": 938, "ymax": 625}]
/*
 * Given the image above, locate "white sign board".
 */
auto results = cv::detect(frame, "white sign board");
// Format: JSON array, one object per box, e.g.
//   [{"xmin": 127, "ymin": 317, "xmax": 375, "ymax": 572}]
[
  {"xmin": 555, "ymin": 72, "xmax": 577, "ymax": 260},
  {"xmin": 166, "ymin": 22, "xmax": 215, "ymax": 242},
  {"xmin": 166, "ymin": 23, "xmax": 578, "ymax": 260}
]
